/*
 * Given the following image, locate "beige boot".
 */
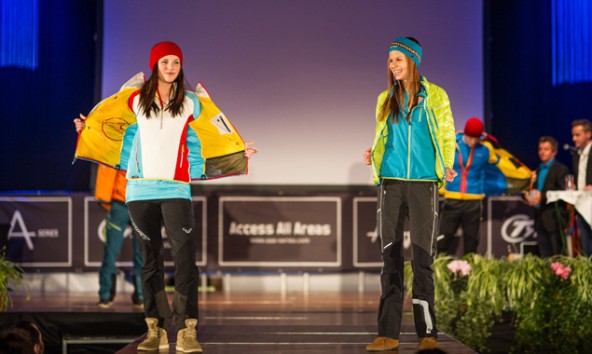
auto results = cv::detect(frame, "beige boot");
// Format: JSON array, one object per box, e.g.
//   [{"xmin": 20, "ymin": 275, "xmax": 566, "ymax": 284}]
[
  {"xmin": 366, "ymin": 337, "xmax": 399, "ymax": 351},
  {"xmin": 175, "ymin": 318, "xmax": 203, "ymax": 353},
  {"xmin": 418, "ymin": 336, "xmax": 438, "ymax": 349},
  {"xmin": 137, "ymin": 318, "xmax": 169, "ymax": 352}
]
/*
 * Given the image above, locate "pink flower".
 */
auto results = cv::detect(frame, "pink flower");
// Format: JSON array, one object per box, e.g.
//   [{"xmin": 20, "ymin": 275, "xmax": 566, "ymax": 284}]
[
  {"xmin": 447, "ymin": 260, "xmax": 471, "ymax": 277},
  {"xmin": 550, "ymin": 262, "xmax": 572, "ymax": 280}
]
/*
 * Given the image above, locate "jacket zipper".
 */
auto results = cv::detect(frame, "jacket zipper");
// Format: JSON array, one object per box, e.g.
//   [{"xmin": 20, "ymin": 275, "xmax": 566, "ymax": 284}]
[
  {"xmin": 156, "ymin": 91, "xmax": 165, "ymax": 129},
  {"xmin": 407, "ymin": 120, "xmax": 411, "ymax": 179},
  {"xmin": 407, "ymin": 103, "xmax": 418, "ymax": 180},
  {"xmin": 180, "ymin": 145, "xmax": 185, "ymax": 168}
]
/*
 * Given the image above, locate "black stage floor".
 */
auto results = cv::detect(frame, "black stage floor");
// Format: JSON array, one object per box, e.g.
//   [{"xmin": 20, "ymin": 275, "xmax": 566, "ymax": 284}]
[{"xmin": 2, "ymin": 292, "xmax": 475, "ymax": 354}]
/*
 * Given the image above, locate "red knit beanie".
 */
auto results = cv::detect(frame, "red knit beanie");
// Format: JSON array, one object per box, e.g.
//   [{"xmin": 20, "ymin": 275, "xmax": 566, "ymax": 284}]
[
  {"xmin": 464, "ymin": 117, "xmax": 484, "ymax": 137},
  {"xmin": 149, "ymin": 41, "xmax": 183, "ymax": 70}
]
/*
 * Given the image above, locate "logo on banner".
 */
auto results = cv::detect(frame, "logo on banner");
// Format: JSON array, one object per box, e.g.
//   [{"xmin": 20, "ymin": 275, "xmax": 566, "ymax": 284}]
[
  {"xmin": 8, "ymin": 210, "xmax": 35, "ymax": 250},
  {"xmin": 367, "ymin": 228, "xmax": 378, "ymax": 243},
  {"xmin": 7, "ymin": 210, "xmax": 60, "ymax": 250},
  {"xmin": 97, "ymin": 219, "xmax": 133, "ymax": 242},
  {"xmin": 501, "ymin": 214, "xmax": 535, "ymax": 243}
]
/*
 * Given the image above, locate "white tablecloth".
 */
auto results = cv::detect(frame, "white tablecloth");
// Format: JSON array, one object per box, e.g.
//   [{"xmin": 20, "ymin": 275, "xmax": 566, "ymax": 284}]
[{"xmin": 546, "ymin": 190, "xmax": 592, "ymax": 225}]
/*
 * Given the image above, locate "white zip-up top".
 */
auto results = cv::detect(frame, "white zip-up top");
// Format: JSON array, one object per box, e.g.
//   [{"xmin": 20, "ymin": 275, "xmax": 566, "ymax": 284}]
[{"xmin": 119, "ymin": 90, "xmax": 204, "ymax": 202}]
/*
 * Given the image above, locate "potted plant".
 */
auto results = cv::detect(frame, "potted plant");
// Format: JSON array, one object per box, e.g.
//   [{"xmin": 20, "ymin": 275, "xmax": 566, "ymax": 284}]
[
  {"xmin": 0, "ymin": 248, "xmax": 24, "ymax": 312},
  {"xmin": 506, "ymin": 255, "xmax": 592, "ymax": 353},
  {"xmin": 404, "ymin": 254, "xmax": 592, "ymax": 353}
]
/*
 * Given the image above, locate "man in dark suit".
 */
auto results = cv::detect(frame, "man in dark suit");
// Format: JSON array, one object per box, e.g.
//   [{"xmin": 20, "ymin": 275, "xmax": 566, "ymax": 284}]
[
  {"xmin": 525, "ymin": 136, "xmax": 569, "ymax": 257},
  {"xmin": 571, "ymin": 119, "xmax": 592, "ymax": 256}
]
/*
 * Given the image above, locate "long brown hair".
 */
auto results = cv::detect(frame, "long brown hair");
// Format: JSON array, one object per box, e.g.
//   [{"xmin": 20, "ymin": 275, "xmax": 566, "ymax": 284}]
[
  {"xmin": 378, "ymin": 37, "xmax": 422, "ymax": 122},
  {"xmin": 138, "ymin": 65, "xmax": 188, "ymax": 118}
]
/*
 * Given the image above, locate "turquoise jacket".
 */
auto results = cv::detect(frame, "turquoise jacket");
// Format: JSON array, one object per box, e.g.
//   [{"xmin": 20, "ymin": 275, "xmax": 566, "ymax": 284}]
[
  {"xmin": 371, "ymin": 77, "xmax": 456, "ymax": 185},
  {"xmin": 443, "ymin": 133, "xmax": 499, "ymax": 200}
]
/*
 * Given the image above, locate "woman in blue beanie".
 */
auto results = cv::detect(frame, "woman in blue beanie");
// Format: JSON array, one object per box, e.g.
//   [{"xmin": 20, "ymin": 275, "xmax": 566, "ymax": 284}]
[{"xmin": 363, "ymin": 37, "xmax": 457, "ymax": 351}]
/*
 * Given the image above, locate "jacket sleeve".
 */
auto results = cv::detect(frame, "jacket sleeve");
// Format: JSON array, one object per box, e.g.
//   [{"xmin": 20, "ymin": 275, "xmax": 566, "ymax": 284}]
[
  {"xmin": 371, "ymin": 90, "xmax": 390, "ymax": 185},
  {"xmin": 432, "ymin": 87, "xmax": 456, "ymax": 169},
  {"xmin": 484, "ymin": 142, "xmax": 501, "ymax": 165}
]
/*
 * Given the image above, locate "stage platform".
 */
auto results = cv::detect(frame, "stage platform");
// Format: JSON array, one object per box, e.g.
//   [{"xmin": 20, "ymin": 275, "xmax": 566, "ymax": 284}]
[{"xmin": 2, "ymin": 288, "xmax": 475, "ymax": 354}]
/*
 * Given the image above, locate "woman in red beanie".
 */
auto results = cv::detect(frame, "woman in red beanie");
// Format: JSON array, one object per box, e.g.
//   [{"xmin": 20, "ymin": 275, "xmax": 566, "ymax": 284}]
[
  {"xmin": 76, "ymin": 41, "xmax": 256, "ymax": 353},
  {"xmin": 363, "ymin": 37, "xmax": 457, "ymax": 351},
  {"xmin": 129, "ymin": 40, "xmax": 202, "ymax": 353},
  {"xmin": 127, "ymin": 41, "xmax": 257, "ymax": 353}
]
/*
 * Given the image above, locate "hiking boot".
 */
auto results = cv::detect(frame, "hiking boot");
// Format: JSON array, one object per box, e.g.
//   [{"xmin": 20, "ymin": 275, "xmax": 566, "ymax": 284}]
[
  {"xmin": 418, "ymin": 336, "xmax": 438, "ymax": 349},
  {"xmin": 97, "ymin": 299, "xmax": 111, "ymax": 309},
  {"xmin": 366, "ymin": 336, "xmax": 399, "ymax": 351},
  {"xmin": 137, "ymin": 318, "xmax": 168, "ymax": 352},
  {"xmin": 176, "ymin": 318, "xmax": 202, "ymax": 353}
]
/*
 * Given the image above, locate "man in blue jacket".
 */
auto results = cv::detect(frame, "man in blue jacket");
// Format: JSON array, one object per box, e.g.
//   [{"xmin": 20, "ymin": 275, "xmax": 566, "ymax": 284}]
[{"xmin": 438, "ymin": 118, "xmax": 499, "ymax": 255}]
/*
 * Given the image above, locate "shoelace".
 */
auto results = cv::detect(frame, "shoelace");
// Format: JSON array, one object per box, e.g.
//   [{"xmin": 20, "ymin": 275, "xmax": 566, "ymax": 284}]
[
  {"xmin": 184, "ymin": 329, "xmax": 196, "ymax": 339},
  {"xmin": 147, "ymin": 328, "xmax": 159, "ymax": 339},
  {"xmin": 372, "ymin": 337, "xmax": 387, "ymax": 344}
]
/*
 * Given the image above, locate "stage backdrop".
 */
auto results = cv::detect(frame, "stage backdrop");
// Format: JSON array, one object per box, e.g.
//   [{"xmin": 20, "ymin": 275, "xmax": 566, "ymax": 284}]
[
  {"xmin": 0, "ymin": 190, "xmax": 540, "ymax": 273},
  {"xmin": 101, "ymin": 0, "xmax": 484, "ymax": 185}
]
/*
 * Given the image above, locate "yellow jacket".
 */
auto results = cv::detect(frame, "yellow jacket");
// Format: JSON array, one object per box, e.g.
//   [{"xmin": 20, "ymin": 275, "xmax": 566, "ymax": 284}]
[{"xmin": 371, "ymin": 77, "xmax": 456, "ymax": 186}]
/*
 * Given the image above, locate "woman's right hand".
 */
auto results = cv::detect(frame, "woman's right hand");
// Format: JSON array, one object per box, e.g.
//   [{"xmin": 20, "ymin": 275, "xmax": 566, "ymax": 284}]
[
  {"xmin": 73, "ymin": 113, "xmax": 86, "ymax": 133},
  {"xmin": 363, "ymin": 148, "xmax": 372, "ymax": 166}
]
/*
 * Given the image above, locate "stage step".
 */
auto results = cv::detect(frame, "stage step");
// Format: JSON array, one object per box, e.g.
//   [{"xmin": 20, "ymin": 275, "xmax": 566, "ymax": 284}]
[{"xmin": 116, "ymin": 318, "xmax": 475, "ymax": 354}]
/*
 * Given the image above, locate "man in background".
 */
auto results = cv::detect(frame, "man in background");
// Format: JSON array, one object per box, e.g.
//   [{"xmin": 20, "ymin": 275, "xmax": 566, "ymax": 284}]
[
  {"xmin": 571, "ymin": 119, "xmax": 592, "ymax": 256},
  {"xmin": 438, "ymin": 118, "xmax": 499, "ymax": 256},
  {"xmin": 524, "ymin": 136, "xmax": 569, "ymax": 257},
  {"xmin": 75, "ymin": 117, "xmax": 143, "ymax": 308}
]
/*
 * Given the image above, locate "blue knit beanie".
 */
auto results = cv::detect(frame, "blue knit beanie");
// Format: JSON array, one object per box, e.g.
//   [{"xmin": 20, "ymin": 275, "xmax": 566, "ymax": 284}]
[{"xmin": 389, "ymin": 37, "xmax": 422, "ymax": 68}]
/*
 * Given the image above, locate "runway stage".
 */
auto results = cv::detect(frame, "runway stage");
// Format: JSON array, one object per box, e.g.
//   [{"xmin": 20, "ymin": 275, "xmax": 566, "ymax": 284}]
[{"xmin": 2, "ymin": 288, "xmax": 475, "ymax": 354}]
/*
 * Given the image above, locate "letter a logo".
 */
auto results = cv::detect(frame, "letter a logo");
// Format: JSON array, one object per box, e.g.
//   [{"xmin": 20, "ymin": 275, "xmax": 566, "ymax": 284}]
[{"xmin": 8, "ymin": 210, "xmax": 35, "ymax": 250}]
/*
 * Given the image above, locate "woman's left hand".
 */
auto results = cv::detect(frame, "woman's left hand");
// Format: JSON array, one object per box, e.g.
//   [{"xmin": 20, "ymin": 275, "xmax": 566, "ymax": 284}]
[
  {"xmin": 244, "ymin": 141, "xmax": 259, "ymax": 159},
  {"xmin": 444, "ymin": 167, "xmax": 457, "ymax": 182}
]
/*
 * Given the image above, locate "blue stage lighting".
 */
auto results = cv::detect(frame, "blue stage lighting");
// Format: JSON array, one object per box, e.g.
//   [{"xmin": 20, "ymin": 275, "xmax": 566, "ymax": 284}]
[
  {"xmin": 552, "ymin": 0, "xmax": 592, "ymax": 85},
  {"xmin": 0, "ymin": 0, "xmax": 39, "ymax": 70}
]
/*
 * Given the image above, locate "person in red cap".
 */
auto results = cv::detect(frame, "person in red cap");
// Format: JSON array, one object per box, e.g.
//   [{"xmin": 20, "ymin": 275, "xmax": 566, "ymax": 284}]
[
  {"xmin": 76, "ymin": 41, "xmax": 257, "ymax": 353},
  {"xmin": 437, "ymin": 117, "xmax": 500, "ymax": 256},
  {"xmin": 131, "ymin": 41, "xmax": 256, "ymax": 353}
]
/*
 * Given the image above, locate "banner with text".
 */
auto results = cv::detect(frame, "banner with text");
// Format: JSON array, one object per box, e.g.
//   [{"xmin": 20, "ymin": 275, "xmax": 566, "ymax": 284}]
[
  {"xmin": 219, "ymin": 197, "xmax": 341, "ymax": 267},
  {"xmin": 0, "ymin": 197, "xmax": 72, "ymax": 267}
]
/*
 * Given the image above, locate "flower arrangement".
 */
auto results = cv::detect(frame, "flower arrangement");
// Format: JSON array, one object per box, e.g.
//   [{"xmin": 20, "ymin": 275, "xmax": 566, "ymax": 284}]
[
  {"xmin": 447, "ymin": 259, "xmax": 471, "ymax": 277},
  {"xmin": 404, "ymin": 254, "xmax": 592, "ymax": 353},
  {"xmin": 550, "ymin": 261, "xmax": 571, "ymax": 280}
]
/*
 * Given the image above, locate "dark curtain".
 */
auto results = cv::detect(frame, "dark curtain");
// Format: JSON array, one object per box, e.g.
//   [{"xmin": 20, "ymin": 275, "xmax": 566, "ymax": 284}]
[
  {"xmin": 0, "ymin": 0, "xmax": 101, "ymax": 191},
  {"xmin": 485, "ymin": 0, "xmax": 592, "ymax": 171}
]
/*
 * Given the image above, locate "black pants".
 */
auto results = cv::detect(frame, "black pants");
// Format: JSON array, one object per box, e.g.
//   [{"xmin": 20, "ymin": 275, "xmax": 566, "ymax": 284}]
[
  {"xmin": 377, "ymin": 180, "xmax": 438, "ymax": 339},
  {"xmin": 437, "ymin": 199, "xmax": 482, "ymax": 255},
  {"xmin": 128, "ymin": 198, "xmax": 199, "ymax": 331},
  {"xmin": 536, "ymin": 227, "xmax": 563, "ymax": 257}
]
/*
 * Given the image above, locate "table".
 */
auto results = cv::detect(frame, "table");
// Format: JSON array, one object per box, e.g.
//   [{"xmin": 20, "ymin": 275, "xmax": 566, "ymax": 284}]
[{"xmin": 546, "ymin": 190, "xmax": 592, "ymax": 225}]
